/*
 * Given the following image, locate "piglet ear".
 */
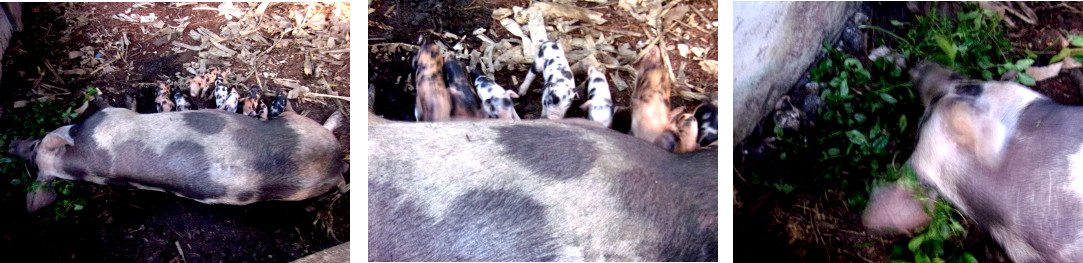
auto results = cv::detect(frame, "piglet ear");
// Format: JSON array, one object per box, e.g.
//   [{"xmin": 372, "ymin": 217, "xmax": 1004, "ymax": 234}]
[
  {"xmin": 39, "ymin": 125, "xmax": 75, "ymax": 153},
  {"xmin": 505, "ymin": 90, "xmax": 519, "ymax": 98},
  {"xmin": 26, "ymin": 182, "xmax": 57, "ymax": 213}
]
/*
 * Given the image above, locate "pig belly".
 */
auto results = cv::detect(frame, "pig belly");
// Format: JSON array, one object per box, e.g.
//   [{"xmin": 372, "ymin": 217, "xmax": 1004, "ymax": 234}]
[{"xmin": 61, "ymin": 108, "xmax": 343, "ymax": 204}]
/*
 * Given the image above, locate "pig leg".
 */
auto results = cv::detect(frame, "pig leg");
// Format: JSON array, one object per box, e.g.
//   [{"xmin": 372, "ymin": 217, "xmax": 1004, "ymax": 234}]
[
  {"xmin": 323, "ymin": 111, "xmax": 344, "ymax": 132},
  {"xmin": 518, "ymin": 70, "xmax": 538, "ymax": 96}
]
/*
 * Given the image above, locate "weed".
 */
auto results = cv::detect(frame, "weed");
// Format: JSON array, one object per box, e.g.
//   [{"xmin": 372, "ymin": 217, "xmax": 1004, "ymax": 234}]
[
  {"xmin": 0, "ymin": 86, "xmax": 98, "ymax": 220},
  {"xmin": 752, "ymin": 3, "xmax": 1024, "ymax": 261}
]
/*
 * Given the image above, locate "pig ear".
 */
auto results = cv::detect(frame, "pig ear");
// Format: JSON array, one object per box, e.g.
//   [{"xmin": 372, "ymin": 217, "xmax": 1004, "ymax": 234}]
[
  {"xmin": 26, "ymin": 178, "xmax": 57, "ymax": 213},
  {"xmin": 505, "ymin": 90, "xmax": 519, "ymax": 98},
  {"xmin": 40, "ymin": 125, "xmax": 75, "ymax": 152},
  {"xmin": 668, "ymin": 106, "xmax": 686, "ymax": 122}
]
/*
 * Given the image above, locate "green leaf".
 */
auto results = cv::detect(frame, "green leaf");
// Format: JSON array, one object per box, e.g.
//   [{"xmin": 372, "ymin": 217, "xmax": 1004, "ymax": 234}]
[
  {"xmin": 780, "ymin": 152, "xmax": 787, "ymax": 160},
  {"xmin": 1017, "ymin": 72, "xmax": 1036, "ymax": 86},
  {"xmin": 1070, "ymin": 34, "xmax": 1083, "ymax": 47},
  {"xmin": 890, "ymin": 20, "xmax": 905, "ymax": 27},
  {"xmin": 1050, "ymin": 48, "xmax": 1074, "ymax": 64},
  {"xmin": 899, "ymin": 115, "xmax": 908, "ymax": 131},
  {"xmin": 73, "ymin": 204, "xmax": 83, "ymax": 211},
  {"xmin": 853, "ymin": 113, "xmax": 867, "ymax": 123},
  {"xmin": 846, "ymin": 130, "xmax": 869, "ymax": 146},
  {"xmin": 880, "ymin": 93, "xmax": 898, "ymax": 104},
  {"xmin": 963, "ymin": 253, "xmax": 978, "ymax": 263},
  {"xmin": 828, "ymin": 148, "xmax": 841, "ymax": 157},
  {"xmin": 935, "ymin": 35, "xmax": 957, "ymax": 65},
  {"xmin": 908, "ymin": 234, "xmax": 926, "ymax": 252},
  {"xmin": 1015, "ymin": 59, "xmax": 1035, "ymax": 69}
]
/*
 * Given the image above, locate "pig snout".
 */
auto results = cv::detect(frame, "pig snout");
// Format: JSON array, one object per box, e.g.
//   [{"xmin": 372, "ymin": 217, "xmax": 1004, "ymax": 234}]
[
  {"xmin": 862, "ymin": 182, "xmax": 934, "ymax": 234},
  {"xmin": 8, "ymin": 139, "xmax": 39, "ymax": 160}
]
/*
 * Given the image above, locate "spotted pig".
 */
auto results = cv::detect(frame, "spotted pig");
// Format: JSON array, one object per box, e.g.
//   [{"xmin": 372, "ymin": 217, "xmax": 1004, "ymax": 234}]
[
  {"xmin": 863, "ymin": 61, "xmax": 1083, "ymax": 263},
  {"xmin": 155, "ymin": 83, "xmax": 175, "ymax": 113},
  {"xmin": 187, "ymin": 67, "xmax": 230, "ymax": 98},
  {"xmin": 443, "ymin": 58, "xmax": 483, "ymax": 118},
  {"xmin": 369, "ymin": 115, "xmax": 717, "ymax": 261},
  {"xmin": 580, "ymin": 67, "xmax": 614, "ymax": 127},
  {"xmin": 517, "ymin": 41, "xmax": 577, "ymax": 119},
  {"xmin": 631, "ymin": 45, "xmax": 679, "ymax": 152},
  {"xmin": 242, "ymin": 85, "xmax": 268, "ymax": 119},
  {"xmin": 471, "ymin": 67, "xmax": 520, "ymax": 120},
  {"xmin": 8, "ymin": 107, "xmax": 349, "ymax": 213},
  {"xmin": 413, "ymin": 42, "xmax": 452, "ymax": 122},
  {"xmin": 692, "ymin": 102, "xmax": 717, "ymax": 147},
  {"xmin": 174, "ymin": 91, "xmax": 192, "ymax": 111}
]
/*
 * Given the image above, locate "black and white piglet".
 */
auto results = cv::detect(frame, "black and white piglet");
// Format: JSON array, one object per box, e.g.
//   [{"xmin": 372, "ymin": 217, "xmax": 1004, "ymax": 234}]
[
  {"xmin": 518, "ymin": 40, "xmax": 577, "ymax": 119},
  {"xmin": 471, "ymin": 67, "xmax": 520, "ymax": 120}
]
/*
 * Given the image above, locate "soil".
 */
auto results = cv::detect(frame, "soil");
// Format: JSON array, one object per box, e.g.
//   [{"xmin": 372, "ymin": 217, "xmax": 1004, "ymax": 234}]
[
  {"xmin": 368, "ymin": 0, "xmax": 718, "ymax": 134},
  {"xmin": 0, "ymin": 3, "xmax": 349, "ymax": 262},
  {"xmin": 732, "ymin": 2, "xmax": 1083, "ymax": 262}
]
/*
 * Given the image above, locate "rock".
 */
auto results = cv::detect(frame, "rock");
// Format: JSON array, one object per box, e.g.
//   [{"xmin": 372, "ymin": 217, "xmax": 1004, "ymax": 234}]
[{"xmin": 733, "ymin": 2, "xmax": 858, "ymax": 143}]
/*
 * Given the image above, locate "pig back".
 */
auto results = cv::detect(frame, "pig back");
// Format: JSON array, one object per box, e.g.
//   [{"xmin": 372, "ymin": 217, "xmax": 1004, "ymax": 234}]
[
  {"xmin": 368, "ymin": 119, "xmax": 717, "ymax": 261},
  {"xmin": 60, "ymin": 108, "xmax": 344, "ymax": 205}
]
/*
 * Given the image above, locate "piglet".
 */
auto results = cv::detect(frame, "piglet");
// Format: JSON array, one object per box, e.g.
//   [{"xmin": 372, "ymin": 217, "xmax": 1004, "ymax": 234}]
[
  {"xmin": 413, "ymin": 41, "xmax": 452, "ymax": 121},
  {"xmin": 631, "ymin": 45, "xmax": 679, "ymax": 152},
  {"xmin": 693, "ymin": 102, "xmax": 717, "ymax": 147},
  {"xmin": 471, "ymin": 67, "xmax": 520, "ymax": 119},
  {"xmin": 187, "ymin": 67, "xmax": 229, "ymax": 98},
  {"xmin": 174, "ymin": 91, "xmax": 191, "ymax": 111},
  {"xmin": 9, "ymin": 107, "xmax": 349, "ymax": 213},
  {"xmin": 580, "ymin": 67, "xmax": 614, "ymax": 127},
  {"xmin": 443, "ymin": 57, "xmax": 483, "ymax": 118},
  {"xmin": 155, "ymin": 83, "xmax": 175, "ymax": 113},
  {"xmin": 518, "ymin": 40, "xmax": 577, "ymax": 119}
]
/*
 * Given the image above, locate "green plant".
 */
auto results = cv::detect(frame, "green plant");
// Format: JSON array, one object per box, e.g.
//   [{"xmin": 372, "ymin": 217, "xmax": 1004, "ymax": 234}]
[
  {"xmin": 887, "ymin": 168, "xmax": 976, "ymax": 263},
  {"xmin": 1, "ymin": 86, "xmax": 98, "ymax": 220}
]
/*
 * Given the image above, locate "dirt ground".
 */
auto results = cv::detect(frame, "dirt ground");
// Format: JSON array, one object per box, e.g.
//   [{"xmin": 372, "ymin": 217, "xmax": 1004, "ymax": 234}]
[
  {"xmin": 0, "ymin": 3, "xmax": 349, "ymax": 262},
  {"xmin": 368, "ymin": 0, "xmax": 718, "ymax": 134},
  {"xmin": 733, "ymin": 2, "xmax": 1083, "ymax": 262}
]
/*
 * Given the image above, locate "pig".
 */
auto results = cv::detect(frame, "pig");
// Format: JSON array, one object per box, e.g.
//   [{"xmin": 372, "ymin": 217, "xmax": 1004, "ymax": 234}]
[
  {"xmin": 443, "ymin": 57, "xmax": 484, "ymax": 118},
  {"xmin": 631, "ymin": 45, "xmax": 680, "ymax": 152},
  {"xmin": 517, "ymin": 40, "xmax": 577, "ymax": 119},
  {"xmin": 187, "ymin": 66, "xmax": 230, "ymax": 98},
  {"xmin": 242, "ymin": 85, "xmax": 268, "ymax": 119},
  {"xmin": 580, "ymin": 67, "xmax": 614, "ymax": 127},
  {"xmin": 268, "ymin": 89, "xmax": 288, "ymax": 119},
  {"xmin": 213, "ymin": 79, "xmax": 239, "ymax": 112},
  {"xmin": 174, "ymin": 91, "xmax": 191, "ymax": 111},
  {"xmin": 413, "ymin": 41, "xmax": 452, "ymax": 122},
  {"xmin": 8, "ymin": 107, "xmax": 349, "ymax": 213},
  {"xmin": 693, "ymin": 102, "xmax": 717, "ymax": 147},
  {"xmin": 154, "ymin": 82, "xmax": 175, "ymax": 113},
  {"xmin": 471, "ymin": 67, "xmax": 520, "ymax": 120},
  {"xmin": 369, "ymin": 115, "xmax": 717, "ymax": 261},
  {"xmin": 863, "ymin": 61, "xmax": 1083, "ymax": 263},
  {"xmin": 671, "ymin": 110, "xmax": 700, "ymax": 154}
]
